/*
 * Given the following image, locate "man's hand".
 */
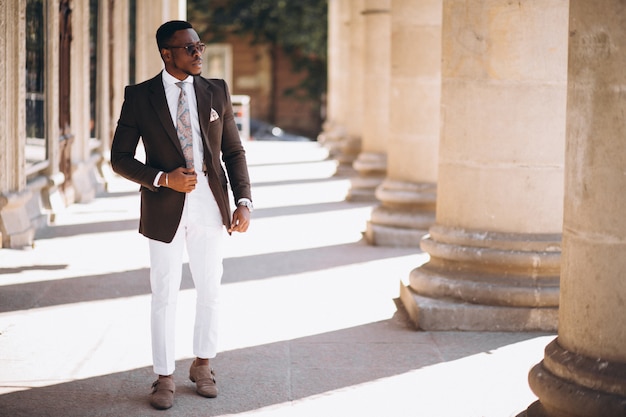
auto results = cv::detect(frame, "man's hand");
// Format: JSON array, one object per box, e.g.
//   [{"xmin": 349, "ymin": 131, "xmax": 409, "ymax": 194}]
[
  {"xmin": 228, "ymin": 206, "xmax": 250, "ymax": 233},
  {"xmin": 163, "ymin": 167, "xmax": 197, "ymax": 193}
]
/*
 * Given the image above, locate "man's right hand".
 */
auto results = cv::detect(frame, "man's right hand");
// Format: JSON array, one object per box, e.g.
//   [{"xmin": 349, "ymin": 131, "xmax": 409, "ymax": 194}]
[{"xmin": 162, "ymin": 167, "xmax": 197, "ymax": 193}]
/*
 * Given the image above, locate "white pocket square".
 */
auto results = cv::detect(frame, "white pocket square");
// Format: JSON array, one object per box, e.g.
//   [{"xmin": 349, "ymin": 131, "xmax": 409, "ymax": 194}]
[{"xmin": 210, "ymin": 108, "xmax": 220, "ymax": 122}]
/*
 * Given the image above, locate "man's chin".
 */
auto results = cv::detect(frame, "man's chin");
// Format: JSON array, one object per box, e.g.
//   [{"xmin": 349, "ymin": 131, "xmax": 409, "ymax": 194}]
[
  {"xmin": 184, "ymin": 68, "xmax": 202, "ymax": 77},
  {"xmin": 191, "ymin": 62, "xmax": 203, "ymax": 75}
]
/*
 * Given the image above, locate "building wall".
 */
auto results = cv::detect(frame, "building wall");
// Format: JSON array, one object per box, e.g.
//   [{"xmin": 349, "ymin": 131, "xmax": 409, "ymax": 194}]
[
  {"xmin": 208, "ymin": 32, "xmax": 322, "ymax": 138},
  {"xmin": 228, "ymin": 34, "xmax": 272, "ymax": 124},
  {"xmin": 272, "ymin": 47, "xmax": 322, "ymax": 137}
]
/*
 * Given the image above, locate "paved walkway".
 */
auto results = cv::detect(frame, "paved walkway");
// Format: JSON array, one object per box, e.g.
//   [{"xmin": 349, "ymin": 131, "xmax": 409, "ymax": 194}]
[{"xmin": 0, "ymin": 141, "xmax": 553, "ymax": 416}]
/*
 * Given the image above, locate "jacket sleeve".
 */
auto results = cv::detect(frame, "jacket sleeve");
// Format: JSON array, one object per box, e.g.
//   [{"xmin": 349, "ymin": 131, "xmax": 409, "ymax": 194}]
[
  {"xmin": 219, "ymin": 80, "xmax": 252, "ymax": 203},
  {"xmin": 111, "ymin": 85, "xmax": 161, "ymax": 191}
]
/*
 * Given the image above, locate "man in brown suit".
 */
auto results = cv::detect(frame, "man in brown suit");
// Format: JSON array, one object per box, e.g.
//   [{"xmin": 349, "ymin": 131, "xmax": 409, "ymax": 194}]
[{"xmin": 111, "ymin": 20, "xmax": 252, "ymax": 410}]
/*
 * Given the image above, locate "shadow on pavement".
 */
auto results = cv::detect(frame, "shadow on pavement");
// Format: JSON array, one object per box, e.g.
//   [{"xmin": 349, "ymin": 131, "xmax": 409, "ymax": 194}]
[
  {"xmin": 222, "ymin": 242, "xmax": 417, "ymax": 284},
  {"xmin": 34, "ymin": 219, "xmax": 139, "ymax": 240},
  {"xmin": 0, "ymin": 308, "xmax": 544, "ymax": 417},
  {"xmin": 0, "ymin": 240, "xmax": 415, "ymax": 313},
  {"xmin": 251, "ymin": 201, "xmax": 372, "ymax": 219}
]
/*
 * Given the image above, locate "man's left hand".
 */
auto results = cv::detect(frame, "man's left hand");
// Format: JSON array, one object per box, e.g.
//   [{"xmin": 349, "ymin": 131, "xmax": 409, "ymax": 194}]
[{"xmin": 228, "ymin": 206, "xmax": 250, "ymax": 233}]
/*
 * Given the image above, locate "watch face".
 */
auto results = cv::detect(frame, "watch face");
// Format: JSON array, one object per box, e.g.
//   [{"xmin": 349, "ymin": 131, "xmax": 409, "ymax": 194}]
[{"xmin": 239, "ymin": 201, "xmax": 253, "ymax": 212}]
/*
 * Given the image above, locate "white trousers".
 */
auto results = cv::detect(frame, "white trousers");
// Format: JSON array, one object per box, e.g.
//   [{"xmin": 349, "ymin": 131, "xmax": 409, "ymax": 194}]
[{"xmin": 148, "ymin": 179, "xmax": 224, "ymax": 376}]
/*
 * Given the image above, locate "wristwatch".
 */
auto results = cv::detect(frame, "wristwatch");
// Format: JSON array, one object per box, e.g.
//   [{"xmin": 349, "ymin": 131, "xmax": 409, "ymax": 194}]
[{"xmin": 237, "ymin": 198, "xmax": 254, "ymax": 213}]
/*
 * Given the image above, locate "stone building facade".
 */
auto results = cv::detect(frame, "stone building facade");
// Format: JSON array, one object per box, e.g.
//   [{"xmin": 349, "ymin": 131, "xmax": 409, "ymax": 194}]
[
  {"xmin": 322, "ymin": 0, "xmax": 626, "ymax": 415},
  {"xmin": 0, "ymin": 0, "xmax": 186, "ymax": 249}
]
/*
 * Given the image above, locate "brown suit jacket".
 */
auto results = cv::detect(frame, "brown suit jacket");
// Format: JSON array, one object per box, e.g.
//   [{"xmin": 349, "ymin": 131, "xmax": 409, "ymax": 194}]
[{"xmin": 111, "ymin": 73, "xmax": 251, "ymax": 243}]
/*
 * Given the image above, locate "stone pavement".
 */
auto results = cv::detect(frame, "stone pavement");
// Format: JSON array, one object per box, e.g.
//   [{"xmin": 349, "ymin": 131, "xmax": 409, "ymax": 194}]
[{"xmin": 0, "ymin": 141, "xmax": 554, "ymax": 416}]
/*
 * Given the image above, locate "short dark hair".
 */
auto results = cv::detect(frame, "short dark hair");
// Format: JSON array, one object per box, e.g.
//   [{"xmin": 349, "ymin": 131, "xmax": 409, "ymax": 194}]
[{"xmin": 156, "ymin": 20, "xmax": 193, "ymax": 50}]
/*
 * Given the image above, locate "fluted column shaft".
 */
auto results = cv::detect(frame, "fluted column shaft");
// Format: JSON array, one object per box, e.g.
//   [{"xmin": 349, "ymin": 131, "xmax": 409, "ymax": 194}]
[
  {"xmin": 365, "ymin": 0, "xmax": 441, "ymax": 247},
  {"xmin": 521, "ymin": 1, "xmax": 626, "ymax": 415},
  {"xmin": 400, "ymin": 0, "xmax": 568, "ymax": 331}
]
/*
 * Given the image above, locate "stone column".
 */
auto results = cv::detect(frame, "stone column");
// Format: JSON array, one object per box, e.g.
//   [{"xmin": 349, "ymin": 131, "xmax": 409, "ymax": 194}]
[
  {"xmin": 38, "ymin": 0, "xmax": 62, "ymax": 216},
  {"xmin": 0, "ymin": 0, "xmax": 32, "ymax": 248},
  {"xmin": 135, "ymin": 0, "xmax": 186, "ymax": 84},
  {"xmin": 520, "ymin": 1, "xmax": 626, "ymax": 416},
  {"xmin": 365, "ymin": 0, "xmax": 441, "ymax": 247},
  {"xmin": 335, "ymin": 0, "xmax": 365, "ymax": 175},
  {"xmin": 347, "ymin": 0, "xmax": 390, "ymax": 201},
  {"xmin": 0, "ymin": 0, "xmax": 26, "ymax": 194},
  {"xmin": 70, "ymin": 0, "xmax": 103, "ymax": 203},
  {"xmin": 135, "ymin": 1, "xmax": 165, "ymax": 83},
  {"xmin": 99, "ymin": 0, "xmax": 130, "ymax": 186},
  {"xmin": 399, "ymin": 0, "xmax": 568, "ymax": 331},
  {"xmin": 110, "ymin": 1, "xmax": 130, "ymax": 135},
  {"xmin": 317, "ymin": 0, "xmax": 350, "ymax": 169},
  {"xmin": 95, "ymin": 0, "xmax": 111, "ymax": 164}
]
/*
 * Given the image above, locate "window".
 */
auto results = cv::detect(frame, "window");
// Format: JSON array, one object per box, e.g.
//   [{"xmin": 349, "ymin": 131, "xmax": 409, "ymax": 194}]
[
  {"xmin": 25, "ymin": 0, "xmax": 47, "ymax": 167},
  {"xmin": 202, "ymin": 44, "xmax": 233, "ymax": 87}
]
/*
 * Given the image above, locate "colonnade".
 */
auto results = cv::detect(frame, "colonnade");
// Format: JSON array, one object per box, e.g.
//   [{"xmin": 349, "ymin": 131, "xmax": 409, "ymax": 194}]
[
  {"xmin": 324, "ymin": 0, "xmax": 566, "ymax": 331},
  {"xmin": 322, "ymin": 1, "xmax": 626, "ymax": 415},
  {"xmin": 0, "ymin": 0, "xmax": 184, "ymax": 248}
]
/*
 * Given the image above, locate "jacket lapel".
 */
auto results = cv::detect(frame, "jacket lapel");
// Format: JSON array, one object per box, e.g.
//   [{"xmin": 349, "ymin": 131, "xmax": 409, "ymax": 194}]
[
  {"xmin": 194, "ymin": 76, "xmax": 214, "ymax": 163},
  {"xmin": 148, "ymin": 74, "xmax": 185, "ymax": 160}
]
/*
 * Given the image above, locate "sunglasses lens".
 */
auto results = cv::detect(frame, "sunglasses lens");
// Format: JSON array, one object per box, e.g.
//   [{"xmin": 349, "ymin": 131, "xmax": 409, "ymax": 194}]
[{"xmin": 186, "ymin": 44, "xmax": 205, "ymax": 55}]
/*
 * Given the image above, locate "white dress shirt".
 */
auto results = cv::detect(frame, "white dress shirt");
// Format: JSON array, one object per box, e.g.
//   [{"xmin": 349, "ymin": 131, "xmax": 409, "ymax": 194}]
[
  {"xmin": 162, "ymin": 69, "xmax": 205, "ymax": 173},
  {"xmin": 155, "ymin": 70, "xmax": 251, "ymax": 209}
]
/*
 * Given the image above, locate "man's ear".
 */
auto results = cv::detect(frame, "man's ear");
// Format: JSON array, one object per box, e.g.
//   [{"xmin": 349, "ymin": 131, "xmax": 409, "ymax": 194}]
[{"xmin": 160, "ymin": 48, "xmax": 171, "ymax": 63}]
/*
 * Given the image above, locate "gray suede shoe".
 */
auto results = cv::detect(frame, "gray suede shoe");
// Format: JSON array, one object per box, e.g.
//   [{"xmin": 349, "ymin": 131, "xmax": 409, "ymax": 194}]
[
  {"xmin": 189, "ymin": 362, "xmax": 218, "ymax": 398},
  {"xmin": 150, "ymin": 377, "xmax": 175, "ymax": 410}
]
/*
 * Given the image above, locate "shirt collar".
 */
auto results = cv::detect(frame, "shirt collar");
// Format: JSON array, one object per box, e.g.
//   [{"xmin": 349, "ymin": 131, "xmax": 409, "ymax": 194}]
[{"xmin": 162, "ymin": 69, "xmax": 193, "ymax": 87}]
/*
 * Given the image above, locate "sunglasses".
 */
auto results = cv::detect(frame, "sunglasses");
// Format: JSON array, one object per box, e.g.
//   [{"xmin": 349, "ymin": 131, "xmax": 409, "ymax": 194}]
[{"xmin": 166, "ymin": 43, "xmax": 206, "ymax": 56}]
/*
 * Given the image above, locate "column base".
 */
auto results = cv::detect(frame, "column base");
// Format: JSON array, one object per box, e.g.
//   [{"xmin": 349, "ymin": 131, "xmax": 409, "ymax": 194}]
[
  {"xmin": 399, "ymin": 282, "xmax": 558, "ymax": 331},
  {"xmin": 41, "ymin": 172, "xmax": 68, "ymax": 223},
  {"xmin": 365, "ymin": 222, "xmax": 429, "ymax": 247},
  {"xmin": 0, "ymin": 190, "xmax": 36, "ymax": 248},
  {"xmin": 365, "ymin": 205, "xmax": 433, "ymax": 246},
  {"xmin": 400, "ymin": 224, "xmax": 561, "ymax": 330},
  {"xmin": 346, "ymin": 175, "xmax": 385, "ymax": 201},
  {"xmin": 520, "ymin": 339, "xmax": 626, "ymax": 417},
  {"xmin": 335, "ymin": 162, "xmax": 358, "ymax": 177},
  {"xmin": 337, "ymin": 136, "xmax": 361, "ymax": 166},
  {"xmin": 365, "ymin": 180, "xmax": 436, "ymax": 247},
  {"xmin": 24, "ymin": 176, "xmax": 51, "ymax": 231},
  {"xmin": 72, "ymin": 156, "xmax": 106, "ymax": 203},
  {"xmin": 347, "ymin": 152, "xmax": 386, "ymax": 201},
  {"xmin": 317, "ymin": 123, "xmax": 345, "ymax": 157},
  {"xmin": 318, "ymin": 125, "xmax": 361, "ymax": 176}
]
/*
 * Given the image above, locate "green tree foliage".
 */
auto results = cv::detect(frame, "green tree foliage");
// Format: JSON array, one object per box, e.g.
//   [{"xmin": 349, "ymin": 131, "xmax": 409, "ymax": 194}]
[{"xmin": 188, "ymin": 0, "xmax": 327, "ymax": 103}]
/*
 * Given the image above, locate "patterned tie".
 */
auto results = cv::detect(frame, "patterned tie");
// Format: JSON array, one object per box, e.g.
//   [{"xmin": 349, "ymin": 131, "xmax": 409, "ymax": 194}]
[{"xmin": 175, "ymin": 81, "xmax": 194, "ymax": 169}]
